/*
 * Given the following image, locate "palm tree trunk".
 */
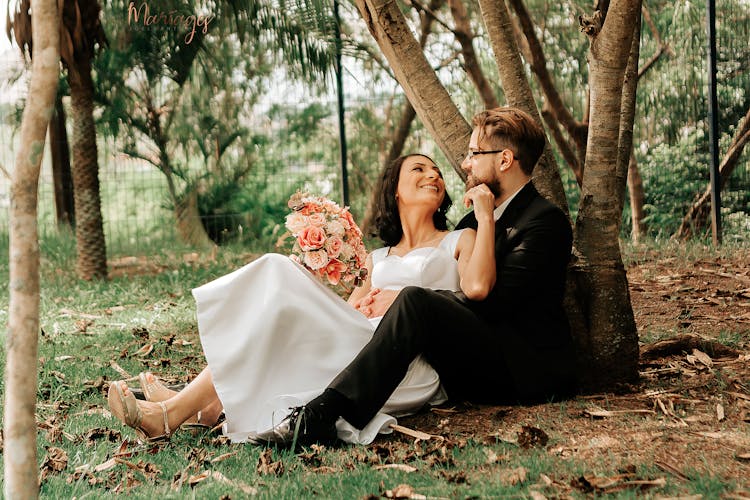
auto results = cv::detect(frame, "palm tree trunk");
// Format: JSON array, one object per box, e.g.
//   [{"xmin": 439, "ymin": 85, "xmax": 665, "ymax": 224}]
[
  {"xmin": 68, "ymin": 57, "xmax": 108, "ymax": 280},
  {"xmin": 5, "ymin": 0, "xmax": 59, "ymax": 496},
  {"xmin": 571, "ymin": 0, "xmax": 641, "ymax": 389}
]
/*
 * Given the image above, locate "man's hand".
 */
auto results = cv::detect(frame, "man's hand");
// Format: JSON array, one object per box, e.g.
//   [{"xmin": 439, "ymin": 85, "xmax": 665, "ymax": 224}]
[
  {"xmin": 463, "ymin": 183, "xmax": 496, "ymax": 223},
  {"xmin": 353, "ymin": 288, "xmax": 399, "ymax": 318}
]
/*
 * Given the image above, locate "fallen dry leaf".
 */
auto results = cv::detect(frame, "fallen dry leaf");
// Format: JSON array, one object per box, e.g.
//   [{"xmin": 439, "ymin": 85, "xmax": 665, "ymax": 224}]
[
  {"xmin": 188, "ymin": 470, "xmax": 211, "ymax": 487},
  {"xmin": 373, "ymin": 463, "xmax": 418, "ymax": 473},
  {"xmin": 498, "ymin": 466, "xmax": 528, "ymax": 486},
  {"xmin": 209, "ymin": 470, "xmax": 258, "ymax": 495},
  {"xmin": 210, "ymin": 451, "xmax": 238, "ymax": 463},
  {"xmin": 736, "ymin": 452, "xmax": 750, "ymax": 461},
  {"xmin": 389, "ymin": 423, "xmax": 440, "ymax": 442},
  {"xmin": 309, "ymin": 465, "xmax": 339, "ymax": 474},
  {"xmin": 584, "ymin": 408, "xmax": 655, "ymax": 418},
  {"xmin": 133, "ymin": 344, "xmax": 154, "ymax": 357},
  {"xmin": 40, "ymin": 447, "xmax": 68, "ymax": 481},
  {"xmin": 384, "ymin": 483, "xmax": 426, "ymax": 499},
  {"xmin": 717, "ymin": 402, "xmax": 725, "ymax": 421},
  {"xmin": 692, "ymin": 348, "xmax": 713, "ymax": 367},
  {"xmin": 257, "ymin": 448, "xmax": 284, "ymax": 476},
  {"xmin": 517, "ymin": 425, "xmax": 548, "ymax": 449}
]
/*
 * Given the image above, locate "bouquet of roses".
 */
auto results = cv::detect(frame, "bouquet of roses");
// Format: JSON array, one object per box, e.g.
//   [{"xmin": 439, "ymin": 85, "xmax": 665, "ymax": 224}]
[{"xmin": 282, "ymin": 191, "xmax": 368, "ymax": 292}]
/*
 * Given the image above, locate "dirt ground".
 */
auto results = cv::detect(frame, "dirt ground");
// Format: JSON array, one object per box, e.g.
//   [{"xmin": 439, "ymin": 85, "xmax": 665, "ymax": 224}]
[{"xmin": 396, "ymin": 250, "xmax": 750, "ymax": 494}]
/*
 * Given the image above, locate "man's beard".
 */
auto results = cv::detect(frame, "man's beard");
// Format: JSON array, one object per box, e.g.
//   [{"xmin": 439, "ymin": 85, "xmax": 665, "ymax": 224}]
[{"xmin": 466, "ymin": 174, "xmax": 501, "ymax": 197}]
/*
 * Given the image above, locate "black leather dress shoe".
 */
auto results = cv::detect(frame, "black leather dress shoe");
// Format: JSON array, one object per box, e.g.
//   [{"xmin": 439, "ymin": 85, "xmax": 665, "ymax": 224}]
[{"xmin": 247, "ymin": 406, "xmax": 337, "ymax": 448}]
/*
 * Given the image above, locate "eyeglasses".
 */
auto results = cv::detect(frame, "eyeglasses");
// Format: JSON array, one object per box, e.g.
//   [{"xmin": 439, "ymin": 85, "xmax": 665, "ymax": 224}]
[{"xmin": 465, "ymin": 149, "xmax": 519, "ymax": 161}]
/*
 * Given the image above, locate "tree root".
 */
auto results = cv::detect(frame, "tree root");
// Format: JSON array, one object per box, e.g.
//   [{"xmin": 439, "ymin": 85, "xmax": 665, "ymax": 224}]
[{"xmin": 640, "ymin": 334, "xmax": 740, "ymax": 361}]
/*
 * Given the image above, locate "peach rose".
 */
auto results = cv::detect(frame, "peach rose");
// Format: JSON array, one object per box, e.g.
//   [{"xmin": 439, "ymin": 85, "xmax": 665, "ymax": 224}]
[
  {"xmin": 308, "ymin": 212, "xmax": 327, "ymax": 227},
  {"xmin": 285, "ymin": 212, "xmax": 309, "ymax": 234},
  {"xmin": 325, "ymin": 235, "xmax": 343, "ymax": 258},
  {"xmin": 325, "ymin": 220, "xmax": 346, "ymax": 237},
  {"xmin": 303, "ymin": 249, "xmax": 329, "ymax": 270},
  {"xmin": 297, "ymin": 225, "xmax": 326, "ymax": 251}
]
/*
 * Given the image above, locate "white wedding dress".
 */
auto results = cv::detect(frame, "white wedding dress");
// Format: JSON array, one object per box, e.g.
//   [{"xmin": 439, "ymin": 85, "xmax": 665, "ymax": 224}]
[{"xmin": 194, "ymin": 229, "xmax": 466, "ymax": 444}]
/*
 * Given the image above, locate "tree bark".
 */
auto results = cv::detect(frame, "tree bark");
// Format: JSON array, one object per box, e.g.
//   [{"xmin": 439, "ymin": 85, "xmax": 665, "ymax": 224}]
[
  {"xmin": 355, "ymin": 0, "xmax": 471, "ymax": 178},
  {"xmin": 5, "ymin": 0, "xmax": 59, "ymax": 497},
  {"xmin": 49, "ymin": 91, "xmax": 75, "ymax": 227},
  {"xmin": 476, "ymin": 0, "xmax": 569, "ymax": 213},
  {"xmin": 361, "ymin": 0, "xmax": 442, "ymax": 235},
  {"xmin": 674, "ymin": 105, "xmax": 750, "ymax": 240},
  {"xmin": 68, "ymin": 57, "xmax": 107, "ymax": 280},
  {"xmin": 571, "ymin": 0, "xmax": 641, "ymax": 389}
]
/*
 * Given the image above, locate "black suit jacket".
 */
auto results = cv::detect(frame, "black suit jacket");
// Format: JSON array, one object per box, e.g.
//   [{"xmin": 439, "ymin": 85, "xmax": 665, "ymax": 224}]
[{"xmin": 456, "ymin": 182, "xmax": 576, "ymax": 400}]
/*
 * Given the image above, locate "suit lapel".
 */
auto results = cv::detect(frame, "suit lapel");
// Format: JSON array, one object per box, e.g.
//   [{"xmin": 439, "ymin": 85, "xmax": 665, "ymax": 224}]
[{"xmin": 495, "ymin": 182, "xmax": 539, "ymax": 253}]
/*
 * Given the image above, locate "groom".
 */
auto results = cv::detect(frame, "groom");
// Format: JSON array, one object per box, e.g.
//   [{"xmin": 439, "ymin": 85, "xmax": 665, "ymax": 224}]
[{"xmin": 255, "ymin": 106, "xmax": 578, "ymax": 445}]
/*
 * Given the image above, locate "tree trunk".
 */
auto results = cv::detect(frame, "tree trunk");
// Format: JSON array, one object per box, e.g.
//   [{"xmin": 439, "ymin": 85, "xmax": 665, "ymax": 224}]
[
  {"xmin": 4, "ymin": 0, "xmax": 59, "ymax": 497},
  {"xmin": 361, "ymin": 0, "xmax": 441, "ymax": 235},
  {"xmin": 476, "ymin": 0, "xmax": 569, "ymax": 213},
  {"xmin": 627, "ymin": 152, "xmax": 646, "ymax": 242},
  {"xmin": 674, "ymin": 105, "xmax": 750, "ymax": 240},
  {"xmin": 571, "ymin": 0, "xmax": 641, "ymax": 389},
  {"xmin": 508, "ymin": 0, "xmax": 588, "ymax": 165},
  {"xmin": 176, "ymin": 188, "xmax": 217, "ymax": 249},
  {"xmin": 68, "ymin": 58, "xmax": 107, "ymax": 280},
  {"xmin": 448, "ymin": 0, "xmax": 499, "ymax": 109},
  {"xmin": 49, "ymin": 90, "xmax": 75, "ymax": 227},
  {"xmin": 355, "ymin": 0, "xmax": 471, "ymax": 178}
]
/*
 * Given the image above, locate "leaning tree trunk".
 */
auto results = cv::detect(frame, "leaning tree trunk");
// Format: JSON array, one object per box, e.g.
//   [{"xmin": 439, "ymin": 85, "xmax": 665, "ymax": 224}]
[
  {"xmin": 5, "ymin": 0, "xmax": 60, "ymax": 496},
  {"xmin": 674, "ymin": 105, "xmax": 750, "ymax": 240},
  {"xmin": 476, "ymin": 0, "xmax": 568, "ymax": 213},
  {"xmin": 571, "ymin": 0, "xmax": 641, "ymax": 389},
  {"xmin": 361, "ymin": 0, "xmax": 441, "ymax": 235},
  {"xmin": 68, "ymin": 57, "xmax": 107, "ymax": 280},
  {"xmin": 354, "ymin": 0, "xmax": 471, "ymax": 178}
]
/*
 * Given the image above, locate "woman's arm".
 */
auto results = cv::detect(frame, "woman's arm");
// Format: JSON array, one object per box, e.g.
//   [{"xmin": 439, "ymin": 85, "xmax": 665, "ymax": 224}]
[{"xmin": 456, "ymin": 186, "xmax": 497, "ymax": 300}]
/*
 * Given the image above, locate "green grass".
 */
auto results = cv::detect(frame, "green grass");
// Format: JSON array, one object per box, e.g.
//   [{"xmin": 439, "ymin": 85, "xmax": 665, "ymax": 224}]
[{"xmin": 2, "ymin": 231, "xmax": 749, "ymax": 497}]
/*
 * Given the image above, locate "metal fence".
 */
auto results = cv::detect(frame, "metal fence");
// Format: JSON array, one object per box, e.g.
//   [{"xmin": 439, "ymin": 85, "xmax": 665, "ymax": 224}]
[{"xmin": 1, "ymin": 0, "xmax": 748, "ymax": 259}]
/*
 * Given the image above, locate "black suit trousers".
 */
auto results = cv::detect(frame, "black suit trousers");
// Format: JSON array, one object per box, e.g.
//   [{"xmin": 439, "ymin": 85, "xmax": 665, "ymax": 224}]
[{"xmin": 329, "ymin": 286, "xmax": 517, "ymax": 429}]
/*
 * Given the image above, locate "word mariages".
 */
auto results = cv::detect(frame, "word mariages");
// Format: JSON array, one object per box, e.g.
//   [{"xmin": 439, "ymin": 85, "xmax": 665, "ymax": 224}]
[{"xmin": 127, "ymin": 2, "xmax": 215, "ymax": 44}]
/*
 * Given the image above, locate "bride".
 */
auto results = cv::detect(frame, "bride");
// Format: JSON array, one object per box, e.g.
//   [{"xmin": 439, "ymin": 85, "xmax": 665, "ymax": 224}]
[{"xmin": 108, "ymin": 153, "xmax": 496, "ymax": 444}]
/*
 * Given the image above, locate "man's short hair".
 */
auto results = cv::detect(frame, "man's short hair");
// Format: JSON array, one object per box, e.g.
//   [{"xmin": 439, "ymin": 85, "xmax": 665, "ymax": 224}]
[{"xmin": 471, "ymin": 107, "xmax": 546, "ymax": 175}]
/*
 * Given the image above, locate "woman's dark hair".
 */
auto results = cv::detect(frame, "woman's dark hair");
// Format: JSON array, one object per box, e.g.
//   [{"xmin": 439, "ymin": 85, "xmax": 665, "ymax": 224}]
[{"xmin": 372, "ymin": 154, "xmax": 452, "ymax": 246}]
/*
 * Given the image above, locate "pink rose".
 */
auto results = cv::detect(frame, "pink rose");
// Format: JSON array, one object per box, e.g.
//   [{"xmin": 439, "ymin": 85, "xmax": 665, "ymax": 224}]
[
  {"xmin": 303, "ymin": 249, "xmax": 329, "ymax": 270},
  {"xmin": 297, "ymin": 226, "xmax": 326, "ymax": 251},
  {"xmin": 325, "ymin": 235, "xmax": 343, "ymax": 258},
  {"xmin": 323, "ymin": 259, "xmax": 348, "ymax": 285}
]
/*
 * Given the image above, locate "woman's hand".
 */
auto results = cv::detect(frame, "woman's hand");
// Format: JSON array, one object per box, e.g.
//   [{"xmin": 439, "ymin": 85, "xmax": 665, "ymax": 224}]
[{"xmin": 353, "ymin": 288, "xmax": 399, "ymax": 318}]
